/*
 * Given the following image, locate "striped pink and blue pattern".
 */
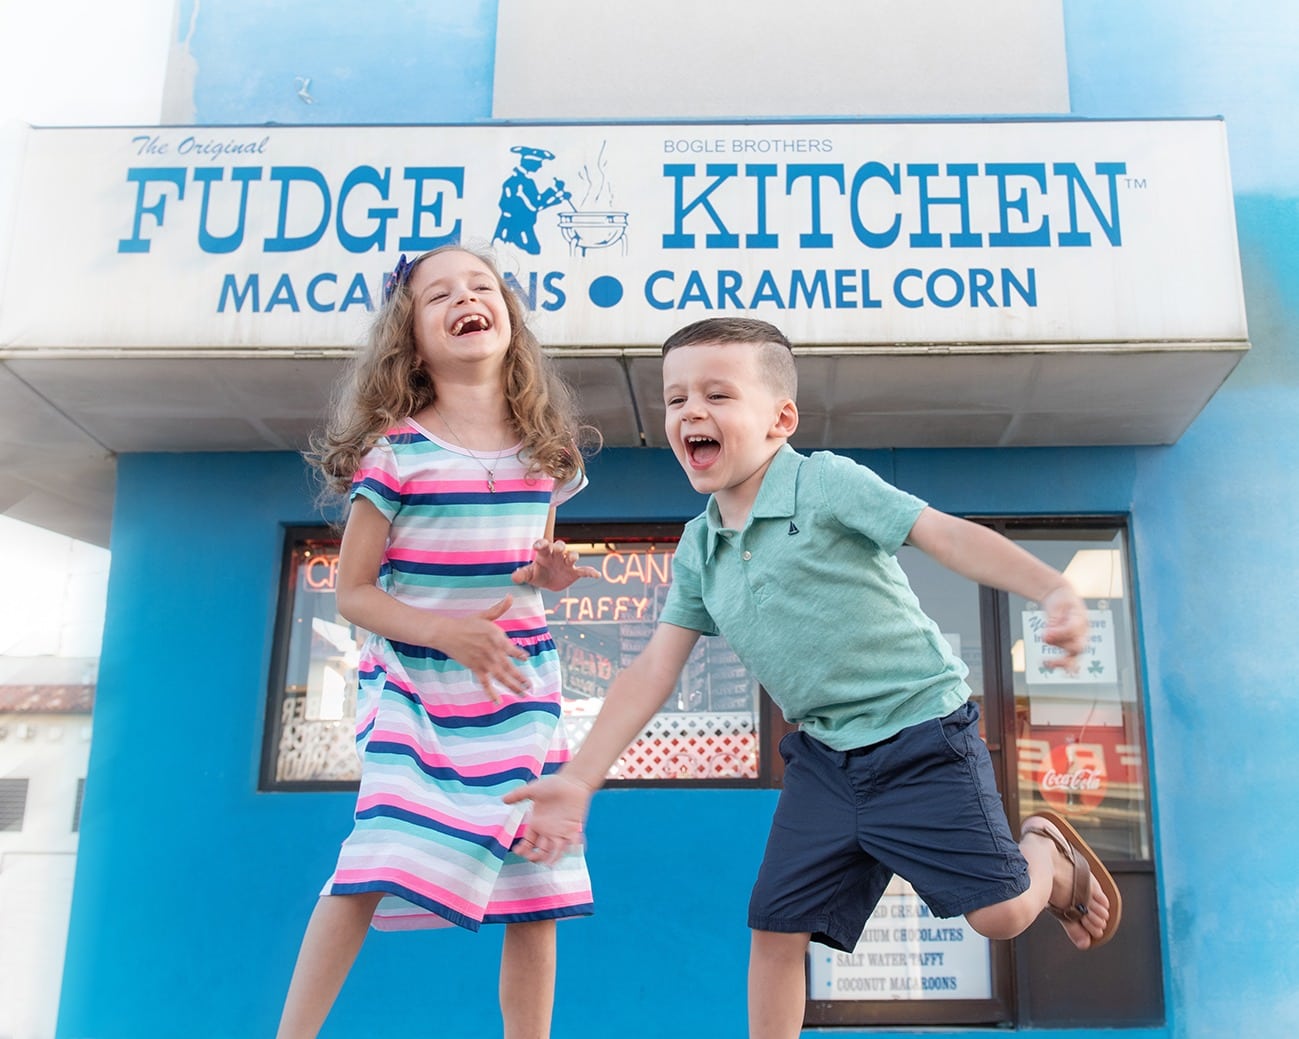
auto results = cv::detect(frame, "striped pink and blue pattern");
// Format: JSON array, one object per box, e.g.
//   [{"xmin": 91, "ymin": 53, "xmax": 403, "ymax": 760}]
[{"xmin": 323, "ymin": 419, "xmax": 593, "ymax": 931}]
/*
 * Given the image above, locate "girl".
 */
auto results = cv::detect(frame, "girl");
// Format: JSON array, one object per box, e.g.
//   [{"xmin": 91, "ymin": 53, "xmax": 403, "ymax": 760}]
[{"xmin": 277, "ymin": 245, "xmax": 599, "ymax": 1039}]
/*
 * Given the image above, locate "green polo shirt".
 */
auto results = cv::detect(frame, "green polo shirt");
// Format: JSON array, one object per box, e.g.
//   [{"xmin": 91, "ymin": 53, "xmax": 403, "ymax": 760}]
[{"xmin": 659, "ymin": 445, "xmax": 970, "ymax": 751}]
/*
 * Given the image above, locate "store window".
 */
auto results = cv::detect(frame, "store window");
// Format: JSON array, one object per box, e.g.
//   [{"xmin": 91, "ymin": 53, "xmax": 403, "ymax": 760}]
[
  {"xmin": 1005, "ymin": 527, "xmax": 1150, "ymax": 861},
  {"xmin": 537, "ymin": 523, "xmax": 776, "ymax": 785},
  {"xmin": 261, "ymin": 531, "xmax": 362, "ymax": 789},
  {"xmin": 261, "ymin": 524, "xmax": 778, "ymax": 790}
]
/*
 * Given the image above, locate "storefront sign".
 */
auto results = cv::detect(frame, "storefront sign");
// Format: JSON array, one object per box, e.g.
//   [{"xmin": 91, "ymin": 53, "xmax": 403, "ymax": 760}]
[{"xmin": 1, "ymin": 119, "xmax": 1245, "ymax": 354}]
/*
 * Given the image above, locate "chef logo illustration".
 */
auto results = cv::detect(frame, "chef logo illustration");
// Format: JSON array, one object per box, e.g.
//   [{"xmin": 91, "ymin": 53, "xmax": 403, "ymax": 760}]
[{"xmin": 492, "ymin": 142, "xmax": 629, "ymax": 258}]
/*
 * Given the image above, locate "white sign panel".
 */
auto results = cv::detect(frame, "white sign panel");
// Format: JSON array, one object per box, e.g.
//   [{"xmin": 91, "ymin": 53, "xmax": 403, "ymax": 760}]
[
  {"xmin": 0, "ymin": 120, "xmax": 1245, "ymax": 354},
  {"xmin": 808, "ymin": 879, "xmax": 991, "ymax": 1001},
  {"xmin": 1022, "ymin": 608, "xmax": 1119, "ymax": 684}
]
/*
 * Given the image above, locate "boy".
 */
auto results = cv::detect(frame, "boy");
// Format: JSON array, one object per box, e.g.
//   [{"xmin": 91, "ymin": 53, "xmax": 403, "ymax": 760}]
[{"xmin": 505, "ymin": 318, "xmax": 1120, "ymax": 1039}]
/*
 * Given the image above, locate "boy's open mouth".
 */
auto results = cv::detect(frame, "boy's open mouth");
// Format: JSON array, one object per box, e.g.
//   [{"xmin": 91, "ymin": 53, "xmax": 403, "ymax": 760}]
[
  {"xmin": 685, "ymin": 434, "xmax": 721, "ymax": 466},
  {"xmin": 450, "ymin": 314, "xmax": 491, "ymax": 336}
]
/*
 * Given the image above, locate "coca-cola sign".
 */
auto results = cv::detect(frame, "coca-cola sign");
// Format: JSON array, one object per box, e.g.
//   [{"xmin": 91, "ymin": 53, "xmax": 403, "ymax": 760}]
[{"xmin": 1039, "ymin": 746, "xmax": 1108, "ymax": 812}]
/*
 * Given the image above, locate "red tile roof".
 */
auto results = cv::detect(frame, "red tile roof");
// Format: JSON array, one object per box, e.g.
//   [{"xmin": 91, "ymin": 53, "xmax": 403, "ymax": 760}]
[{"xmin": 0, "ymin": 684, "xmax": 95, "ymax": 713}]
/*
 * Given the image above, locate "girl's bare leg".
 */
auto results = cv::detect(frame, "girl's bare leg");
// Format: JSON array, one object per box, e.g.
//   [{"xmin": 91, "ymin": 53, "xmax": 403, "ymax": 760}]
[
  {"xmin": 748, "ymin": 929, "xmax": 810, "ymax": 1039},
  {"xmin": 499, "ymin": 918, "xmax": 557, "ymax": 1039},
  {"xmin": 275, "ymin": 892, "xmax": 383, "ymax": 1039}
]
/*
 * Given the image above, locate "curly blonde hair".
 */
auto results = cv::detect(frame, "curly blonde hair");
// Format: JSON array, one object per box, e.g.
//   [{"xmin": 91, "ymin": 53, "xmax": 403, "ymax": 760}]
[{"xmin": 308, "ymin": 245, "xmax": 594, "ymax": 498}]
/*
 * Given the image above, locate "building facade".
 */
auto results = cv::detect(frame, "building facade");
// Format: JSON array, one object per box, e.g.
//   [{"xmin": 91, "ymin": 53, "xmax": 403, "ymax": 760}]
[{"xmin": 0, "ymin": 3, "xmax": 1295, "ymax": 1037}]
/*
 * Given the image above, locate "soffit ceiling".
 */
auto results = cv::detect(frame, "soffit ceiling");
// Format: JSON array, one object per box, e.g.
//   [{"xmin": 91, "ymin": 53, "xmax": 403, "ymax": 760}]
[{"xmin": 0, "ymin": 343, "xmax": 1245, "ymax": 547}]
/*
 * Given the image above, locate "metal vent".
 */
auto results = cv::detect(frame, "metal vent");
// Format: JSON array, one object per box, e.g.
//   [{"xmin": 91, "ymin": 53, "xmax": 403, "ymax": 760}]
[{"xmin": 0, "ymin": 777, "xmax": 30, "ymax": 831}]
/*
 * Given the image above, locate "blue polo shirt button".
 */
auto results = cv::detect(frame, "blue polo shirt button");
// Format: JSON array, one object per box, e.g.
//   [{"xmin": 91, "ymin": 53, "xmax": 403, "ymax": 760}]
[{"xmin": 742, "ymin": 550, "xmax": 752, "ymax": 561}]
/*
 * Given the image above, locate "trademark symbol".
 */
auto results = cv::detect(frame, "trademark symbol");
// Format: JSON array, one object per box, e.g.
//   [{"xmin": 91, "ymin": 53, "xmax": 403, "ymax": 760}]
[{"xmin": 1125, "ymin": 176, "xmax": 1148, "ymax": 189}]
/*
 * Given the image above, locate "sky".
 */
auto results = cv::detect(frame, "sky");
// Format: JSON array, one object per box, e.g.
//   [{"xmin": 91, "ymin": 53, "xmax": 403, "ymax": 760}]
[
  {"xmin": 0, "ymin": 517, "xmax": 108, "ymax": 676},
  {"xmin": 0, "ymin": 0, "xmax": 172, "ymax": 667},
  {"xmin": 0, "ymin": 0, "xmax": 173, "ymax": 127}
]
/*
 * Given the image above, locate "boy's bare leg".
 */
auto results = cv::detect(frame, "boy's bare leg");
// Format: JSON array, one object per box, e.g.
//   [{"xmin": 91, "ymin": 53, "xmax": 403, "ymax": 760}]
[
  {"xmin": 749, "ymin": 929, "xmax": 810, "ymax": 1039},
  {"xmin": 965, "ymin": 817, "xmax": 1111, "ymax": 948},
  {"xmin": 500, "ymin": 918, "xmax": 557, "ymax": 1039},
  {"xmin": 276, "ymin": 892, "xmax": 383, "ymax": 1039}
]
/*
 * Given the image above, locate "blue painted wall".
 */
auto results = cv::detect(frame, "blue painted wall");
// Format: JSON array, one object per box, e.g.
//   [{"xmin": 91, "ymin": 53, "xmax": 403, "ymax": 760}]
[
  {"xmin": 178, "ymin": 0, "xmax": 499, "ymax": 124},
  {"xmin": 60, "ymin": 445, "xmax": 1156, "ymax": 1039},
  {"xmin": 1065, "ymin": 4, "xmax": 1299, "ymax": 1036},
  {"xmin": 59, "ymin": 2, "xmax": 1299, "ymax": 1037}
]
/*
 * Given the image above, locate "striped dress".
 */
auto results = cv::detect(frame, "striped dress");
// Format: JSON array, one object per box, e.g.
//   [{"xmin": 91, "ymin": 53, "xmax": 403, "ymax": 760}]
[{"xmin": 323, "ymin": 418, "xmax": 594, "ymax": 931}]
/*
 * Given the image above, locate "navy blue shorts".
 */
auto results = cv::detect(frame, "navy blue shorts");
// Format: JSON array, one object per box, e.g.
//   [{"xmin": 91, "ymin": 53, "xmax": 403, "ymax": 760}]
[{"xmin": 748, "ymin": 701, "xmax": 1029, "ymax": 952}]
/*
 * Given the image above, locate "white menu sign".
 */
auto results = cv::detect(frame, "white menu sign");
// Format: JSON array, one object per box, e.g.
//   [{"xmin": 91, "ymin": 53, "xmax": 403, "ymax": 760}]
[
  {"xmin": 1023, "ymin": 607, "xmax": 1118, "ymax": 684},
  {"xmin": 807, "ymin": 878, "xmax": 991, "ymax": 1000}
]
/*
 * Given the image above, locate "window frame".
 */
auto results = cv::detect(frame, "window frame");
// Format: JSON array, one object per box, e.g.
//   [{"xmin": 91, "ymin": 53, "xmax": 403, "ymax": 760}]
[{"xmin": 803, "ymin": 514, "xmax": 1162, "ymax": 1030}]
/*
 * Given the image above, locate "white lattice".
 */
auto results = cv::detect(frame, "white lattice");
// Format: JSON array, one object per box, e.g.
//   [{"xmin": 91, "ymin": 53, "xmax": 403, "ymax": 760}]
[
  {"xmin": 565, "ymin": 710, "xmax": 759, "ymax": 780},
  {"xmin": 275, "ymin": 698, "xmax": 758, "ymax": 784}
]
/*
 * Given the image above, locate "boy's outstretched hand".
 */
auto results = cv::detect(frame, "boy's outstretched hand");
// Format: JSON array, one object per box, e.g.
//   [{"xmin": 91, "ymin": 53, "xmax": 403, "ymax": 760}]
[
  {"xmin": 503, "ymin": 773, "xmax": 595, "ymax": 865},
  {"xmin": 1040, "ymin": 583, "xmax": 1090, "ymax": 672},
  {"xmin": 512, "ymin": 538, "xmax": 600, "ymax": 592}
]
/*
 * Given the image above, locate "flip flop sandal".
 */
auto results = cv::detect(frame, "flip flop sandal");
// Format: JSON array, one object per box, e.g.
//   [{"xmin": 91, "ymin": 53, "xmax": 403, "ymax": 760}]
[{"xmin": 1021, "ymin": 808, "xmax": 1123, "ymax": 949}]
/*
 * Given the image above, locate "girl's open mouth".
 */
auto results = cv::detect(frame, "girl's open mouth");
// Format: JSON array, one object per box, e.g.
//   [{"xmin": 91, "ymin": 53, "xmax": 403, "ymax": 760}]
[{"xmin": 450, "ymin": 314, "xmax": 491, "ymax": 336}]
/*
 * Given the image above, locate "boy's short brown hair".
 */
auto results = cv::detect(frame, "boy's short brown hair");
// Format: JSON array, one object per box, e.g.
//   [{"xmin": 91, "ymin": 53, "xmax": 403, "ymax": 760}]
[{"xmin": 661, "ymin": 318, "xmax": 797, "ymax": 399}]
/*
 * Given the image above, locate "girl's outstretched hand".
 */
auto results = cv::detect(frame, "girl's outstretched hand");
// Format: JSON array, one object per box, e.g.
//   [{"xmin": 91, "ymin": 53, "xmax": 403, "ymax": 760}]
[
  {"xmin": 512, "ymin": 538, "xmax": 600, "ymax": 591},
  {"xmin": 503, "ymin": 773, "xmax": 594, "ymax": 865},
  {"xmin": 437, "ymin": 595, "xmax": 530, "ymax": 701}
]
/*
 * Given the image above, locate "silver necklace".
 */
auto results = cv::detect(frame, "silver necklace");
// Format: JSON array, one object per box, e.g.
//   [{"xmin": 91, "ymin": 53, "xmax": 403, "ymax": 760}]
[{"xmin": 432, "ymin": 402, "xmax": 511, "ymax": 492}]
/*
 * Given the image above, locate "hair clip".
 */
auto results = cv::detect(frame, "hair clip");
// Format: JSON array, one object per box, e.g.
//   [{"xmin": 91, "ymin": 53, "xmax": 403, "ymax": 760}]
[{"xmin": 382, "ymin": 253, "xmax": 413, "ymax": 303}]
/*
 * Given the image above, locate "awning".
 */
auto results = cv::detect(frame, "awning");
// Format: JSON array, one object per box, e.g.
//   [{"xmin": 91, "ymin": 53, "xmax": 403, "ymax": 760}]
[{"xmin": 0, "ymin": 118, "xmax": 1249, "ymax": 541}]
